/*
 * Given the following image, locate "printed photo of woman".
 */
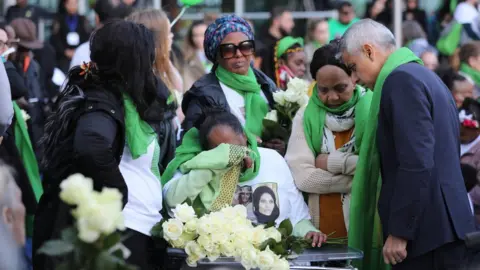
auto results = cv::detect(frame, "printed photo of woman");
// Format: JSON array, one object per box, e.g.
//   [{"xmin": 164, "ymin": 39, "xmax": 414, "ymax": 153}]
[{"xmin": 252, "ymin": 185, "xmax": 280, "ymax": 224}]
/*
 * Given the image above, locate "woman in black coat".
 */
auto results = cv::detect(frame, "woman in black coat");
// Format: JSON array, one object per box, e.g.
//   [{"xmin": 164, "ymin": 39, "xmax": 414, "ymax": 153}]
[
  {"xmin": 50, "ymin": 0, "xmax": 90, "ymax": 73},
  {"xmin": 33, "ymin": 20, "xmax": 176, "ymax": 270}
]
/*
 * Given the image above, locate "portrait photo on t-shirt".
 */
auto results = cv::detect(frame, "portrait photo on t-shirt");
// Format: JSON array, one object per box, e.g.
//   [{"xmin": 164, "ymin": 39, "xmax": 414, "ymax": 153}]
[{"xmin": 233, "ymin": 183, "xmax": 280, "ymax": 225}]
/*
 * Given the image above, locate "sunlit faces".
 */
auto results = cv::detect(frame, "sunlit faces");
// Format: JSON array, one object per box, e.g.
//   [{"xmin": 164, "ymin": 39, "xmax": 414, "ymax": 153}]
[
  {"xmin": 315, "ymin": 65, "xmax": 355, "ymax": 108},
  {"xmin": 341, "ymin": 45, "xmax": 384, "ymax": 89},
  {"xmin": 206, "ymin": 125, "xmax": 247, "ymax": 150},
  {"xmin": 192, "ymin": 23, "xmax": 207, "ymax": 50},
  {"xmin": 421, "ymin": 51, "xmax": 439, "ymax": 71},
  {"xmin": 217, "ymin": 32, "xmax": 254, "ymax": 75},
  {"xmin": 258, "ymin": 193, "xmax": 275, "ymax": 216},
  {"xmin": 313, "ymin": 21, "xmax": 329, "ymax": 45},
  {"xmin": 284, "ymin": 50, "xmax": 307, "ymax": 78},
  {"xmin": 64, "ymin": 0, "xmax": 79, "ymax": 15},
  {"xmin": 453, "ymin": 80, "xmax": 475, "ymax": 108}
]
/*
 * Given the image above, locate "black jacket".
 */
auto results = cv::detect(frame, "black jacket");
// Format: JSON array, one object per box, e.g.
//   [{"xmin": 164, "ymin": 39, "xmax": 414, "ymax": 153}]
[
  {"xmin": 377, "ymin": 63, "xmax": 476, "ymax": 258},
  {"xmin": 181, "ymin": 68, "xmax": 277, "ymax": 137},
  {"xmin": 33, "ymin": 79, "xmax": 176, "ymax": 270}
]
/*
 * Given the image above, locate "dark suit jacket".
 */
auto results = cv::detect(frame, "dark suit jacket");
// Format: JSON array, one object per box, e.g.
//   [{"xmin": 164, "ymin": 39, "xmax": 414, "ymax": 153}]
[{"xmin": 377, "ymin": 63, "xmax": 476, "ymax": 258}]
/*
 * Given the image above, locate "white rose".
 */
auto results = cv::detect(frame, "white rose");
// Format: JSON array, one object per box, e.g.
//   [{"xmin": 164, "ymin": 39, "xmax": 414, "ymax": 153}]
[
  {"xmin": 173, "ymin": 203, "xmax": 196, "ymax": 223},
  {"xmin": 220, "ymin": 241, "xmax": 236, "ymax": 257},
  {"xmin": 273, "ymin": 91, "xmax": 286, "ymax": 106},
  {"xmin": 251, "ymin": 226, "xmax": 268, "ymax": 247},
  {"xmin": 208, "ymin": 212, "xmax": 225, "ymax": 232},
  {"xmin": 271, "ymin": 257, "xmax": 290, "ymax": 270},
  {"xmin": 287, "ymin": 78, "xmax": 310, "ymax": 95},
  {"xmin": 284, "ymin": 89, "xmax": 303, "ymax": 103},
  {"xmin": 257, "ymin": 247, "xmax": 276, "ymax": 269},
  {"xmin": 240, "ymin": 246, "xmax": 258, "ymax": 270},
  {"xmin": 185, "ymin": 241, "xmax": 206, "ymax": 259},
  {"xmin": 206, "ymin": 249, "xmax": 221, "ymax": 262},
  {"xmin": 77, "ymin": 218, "xmax": 101, "ymax": 243},
  {"xmin": 197, "ymin": 234, "xmax": 215, "ymax": 253},
  {"xmin": 21, "ymin": 110, "xmax": 30, "ymax": 121},
  {"xmin": 298, "ymin": 94, "xmax": 310, "ymax": 108},
  {"xmin": 94, "ymin": 188, "xmax": 125, "ymax": 233},
  {"xmin": 211, "ymin": 231, "xmax": 229, "ymax": 245},
  {"xmin": 171, "ymin": 232, "xmax": 196, "ymax": 248},
  {"xmin": 233, "ymin": 226, "xmax": 253, "ymax": 244},
  {"xmin": 220, "ymin": 206, "xmax": 237, "ymax": 220},
  {"xmin": 184, "ymin": 218, "xmax": 198, "ymax": 234},
  {"xmin": 74, "ymin": 200, "xmax": 112, "ymax": 235},
  {"xmin": 233, "ymin": 204, "xmax": 248, "ymax": 219},
  {"xmin": 264, "ymin": 110, "xmax": 278, "ymax": 122},
  {"xmin": 197, "ymin": 216, "xmax": 214, "ymax": 235},
  {"xmin": 59, "ymin": 174, "xmax": 94, "ymax": 205},
  {"xmin": 162, "ymin": 219, "xmax": 184, "ymax": 241},
  {"xmin": 265, "ymin": 227, "xmax": 282, "ymax": 243}
]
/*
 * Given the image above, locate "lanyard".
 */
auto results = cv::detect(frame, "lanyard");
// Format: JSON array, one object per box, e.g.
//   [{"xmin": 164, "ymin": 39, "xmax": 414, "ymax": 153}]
[{"xmin": 66, "ymin": 15, "xmax": 79, "ymax": 32}]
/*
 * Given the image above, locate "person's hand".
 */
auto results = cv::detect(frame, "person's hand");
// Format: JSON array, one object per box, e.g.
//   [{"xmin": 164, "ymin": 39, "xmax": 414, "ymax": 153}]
[
  {"xmin": 305, "ymin": 231, "xmax": 327, "ymax": 247},
  {"xmin": 383, "ymin": 235, "xmax": 407, "ymax": 265},
  {"xmin": 0, "ymin": 136, "xmax": 3, "ymax": 145},
  {"xmin": 315, "ymin": 154, "xmax": 329, "ymax": 170},
  {"xmin": 263, "ymin": 139, "xmax": 286, "ymax": 156},
  {"xmin": 64, "ymin": 49, "xmax": 75, "ymax": 59},
  {"xmin": 243, "ymin": 156, "xmax": 253, "ymax": 170}
]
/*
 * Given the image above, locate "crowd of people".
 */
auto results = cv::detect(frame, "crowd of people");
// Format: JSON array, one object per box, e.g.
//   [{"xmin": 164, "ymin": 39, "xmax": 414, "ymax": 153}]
[{"xmin": 0, "ymin": 0, "xmax": 480, "ymax": 269}]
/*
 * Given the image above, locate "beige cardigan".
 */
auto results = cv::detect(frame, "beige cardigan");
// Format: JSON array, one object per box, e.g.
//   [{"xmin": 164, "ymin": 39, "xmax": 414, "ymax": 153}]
[{"xmin": 285, "ymin": 107, "xmax": 358, "ymax": 230}]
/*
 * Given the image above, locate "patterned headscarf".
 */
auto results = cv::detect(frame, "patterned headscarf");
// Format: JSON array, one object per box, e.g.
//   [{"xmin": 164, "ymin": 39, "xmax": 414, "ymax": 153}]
[{"xmin": 204, "ymin": 15, "xmax": 255, "ymax": 63}]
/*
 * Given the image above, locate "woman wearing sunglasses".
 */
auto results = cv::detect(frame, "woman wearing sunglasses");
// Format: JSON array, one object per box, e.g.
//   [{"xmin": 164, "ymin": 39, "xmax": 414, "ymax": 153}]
[{"xmin": 181, "ymin": 15, "xmax": 285, "ymax": 154}]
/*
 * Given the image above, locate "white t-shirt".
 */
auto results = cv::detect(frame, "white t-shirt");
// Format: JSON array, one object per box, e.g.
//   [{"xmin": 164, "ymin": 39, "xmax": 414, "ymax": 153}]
[
  {"xmin": 219, "ymin": 82, "xmax": 268, "ymax": 128},
  {"xmin": 70, "ymin": 42, "xmax": 91, "ymax": 69},
  {"xmin": 119, "ymin": 142, "xmax": 163, "ymax": 236},
  {"xmin": 454, "ymin": 2, "xmax": 479, "ymax": 24},
  {"xmin": 168, "ymin": 147, "xmax": 311, "ymax": 227}
]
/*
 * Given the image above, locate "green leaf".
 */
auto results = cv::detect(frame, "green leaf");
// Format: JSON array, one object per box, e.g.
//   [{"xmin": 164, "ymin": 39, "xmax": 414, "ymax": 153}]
[
  {"xmin": 150, "ymin": 220, "xmax": 166, "ymax": 239},
  {"xmin": 103, "ymin": 232, "xmax": 121, "ymax": 250},
  {"xmin": 291, "ymin": 242, "xmax": 304, "ymax": 255},
  {"xmin": 61, "ymin": 227, "xmax": 78, "ymax": 244},
  {"xmin": 56, "ymin": 262, "xmax": 71, "ymax": 270},
  {"xmin": 261, "ymin": 119, "xmax": 290, "ymax": 142},
  {"xmin": 278, "ymin": 228, "xmax": 288, "ymax": 238},
  {"xmin": 37, "ymin": 240, "xmax": 74, "ymax": 256},
  {"xmin": 264, "ymin": 221, "xmax": 275, "ymax": 229},
  {"xmin": 271, "ymin": 242, "xmax": 287, "ymax": 256},
  {"xmin": 279, "ymin": 219, "xmax": 293, "ymax": 236},
  {"xmin": 259, "ymin": 238, "xmax": 277, "ymax": 251}
]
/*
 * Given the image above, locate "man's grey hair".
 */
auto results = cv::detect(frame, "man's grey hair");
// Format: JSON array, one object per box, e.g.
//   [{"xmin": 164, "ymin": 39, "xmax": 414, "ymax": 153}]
[{"xmin": 339, "ymin": 19, "xmax": 396, "ymax": 55}]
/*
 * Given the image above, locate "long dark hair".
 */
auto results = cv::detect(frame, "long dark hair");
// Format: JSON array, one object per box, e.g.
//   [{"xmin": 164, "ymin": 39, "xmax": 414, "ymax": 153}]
[{"xmin": 253, "ymin": 186, "xmax": 280, "ymax": 224}]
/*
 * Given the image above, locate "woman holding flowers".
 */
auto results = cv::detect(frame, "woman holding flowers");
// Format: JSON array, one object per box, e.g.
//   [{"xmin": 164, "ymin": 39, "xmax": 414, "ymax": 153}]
[
  {"xmin": 285, "ymin": 40, "xmax": 372, "ymax": 238},
  {"xmin": 274, "ymin": 36, "xmax": 307, "ymax": 90},
  {"xmin": 162, "ymin": 110, "xmax": 327, "ymax": 247},
  {"xmin": 33, "ymin": 20, "xmax": 175, "ymax": 270},
  {"xmin": 181, "ymin": 15, "xmax": 285, "ymax": 154}
]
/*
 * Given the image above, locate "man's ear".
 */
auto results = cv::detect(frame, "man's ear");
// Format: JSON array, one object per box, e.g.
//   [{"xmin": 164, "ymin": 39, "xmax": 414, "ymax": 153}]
[
  {"xmin": 468, "ymin": 56, "xmax": 477, "ymax": 68},
  {"xmin": 2, "ymin": 207, "xmax": 13, "ymax": 226},
  {"xmin": 362, "ymin": 44, "xmax": 375, "ymax": 62}
]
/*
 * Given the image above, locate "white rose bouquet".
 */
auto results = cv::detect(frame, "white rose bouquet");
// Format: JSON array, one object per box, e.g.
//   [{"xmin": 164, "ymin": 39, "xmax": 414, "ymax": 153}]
[
  {"xmin": 38, "ymin": 173, "xmax": 135, "ymax": 270},
  {"xmin": 151, "ymin": 204, "xmax": 290, "ymax": 270},
  {"xmin": 263, "ymin": 78, "xmax": 310, "ymax": 143}
]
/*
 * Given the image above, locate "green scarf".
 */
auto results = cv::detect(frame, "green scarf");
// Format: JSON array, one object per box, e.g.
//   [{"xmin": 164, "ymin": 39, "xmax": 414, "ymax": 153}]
[
  {"xmin": 215, "ymin": 66, "xmax": 269, "ymax": 137},
  {"xmin": 122, "ymin": 93, "xmax": 160, "ymax": 180},
  {"xmin": 460, "ymin": 63, "xmax": 480, "ymax": 86},
  {"xmin": 303, "ymin": 85, "xmax": 372, "ymax": 157},
  {"xmin": 436, "ymin": 22, "xmax": 462, "ymax": 56},
  {"xmin": 328, "ymin": 18, "xmax": 360, "ymax": 41},
  {"xmin": 348, "ymin": 47, "xmax": 422, "ymax": 270},
  {"xmin": 13, "ymin": 102, "xmax": 43, "ymax": 237},
  {"xmin": 161, "ymin": 128, "xmax": 260, "ymax": 186}
]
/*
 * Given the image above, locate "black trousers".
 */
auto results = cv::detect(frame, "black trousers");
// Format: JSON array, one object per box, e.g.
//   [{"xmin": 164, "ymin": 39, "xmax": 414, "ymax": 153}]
[
  {"xmin": 123, "ymin": 229, "xmax": 182, "ymax": 270},
  {"xmin": 392, "ymin": 240, "xmax": 471, "ymax": 270}
]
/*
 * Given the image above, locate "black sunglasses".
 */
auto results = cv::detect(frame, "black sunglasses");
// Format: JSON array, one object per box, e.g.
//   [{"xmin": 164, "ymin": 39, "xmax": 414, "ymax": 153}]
[{"xmin": 218, "ymin": 40, "xmax": 255, "ymax": 59}]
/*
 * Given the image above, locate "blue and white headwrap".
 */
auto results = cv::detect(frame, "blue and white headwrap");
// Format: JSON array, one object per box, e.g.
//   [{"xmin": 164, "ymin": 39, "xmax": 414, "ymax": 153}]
[{"xmin": 204, "ymin": 15, "xmax": 254, "ymax": 63}]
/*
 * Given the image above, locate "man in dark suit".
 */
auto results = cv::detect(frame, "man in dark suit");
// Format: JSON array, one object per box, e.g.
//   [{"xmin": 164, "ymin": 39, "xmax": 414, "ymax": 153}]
[{"xmin": 340, "ymin": 19, "xmax": 476, "ymax": 269}]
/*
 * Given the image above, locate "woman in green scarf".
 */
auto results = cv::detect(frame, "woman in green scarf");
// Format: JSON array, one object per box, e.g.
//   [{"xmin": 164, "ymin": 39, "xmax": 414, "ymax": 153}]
[
  {"xmin": 285, "ymin": 40, "xmax": 372, "ymax": 238},
  {"xmin": 162, "ymin": 110, "xmax": 327, "ymax": 245},
  {"xmin": 181, "ymin": 15, "xmax": 285, "ymax": 154}
]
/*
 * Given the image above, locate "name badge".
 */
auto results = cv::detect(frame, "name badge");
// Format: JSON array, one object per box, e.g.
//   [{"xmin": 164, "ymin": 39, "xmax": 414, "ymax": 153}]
[{"xmin": 66, "ymin": 32, "xmax": 80, "ymax": 46}]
